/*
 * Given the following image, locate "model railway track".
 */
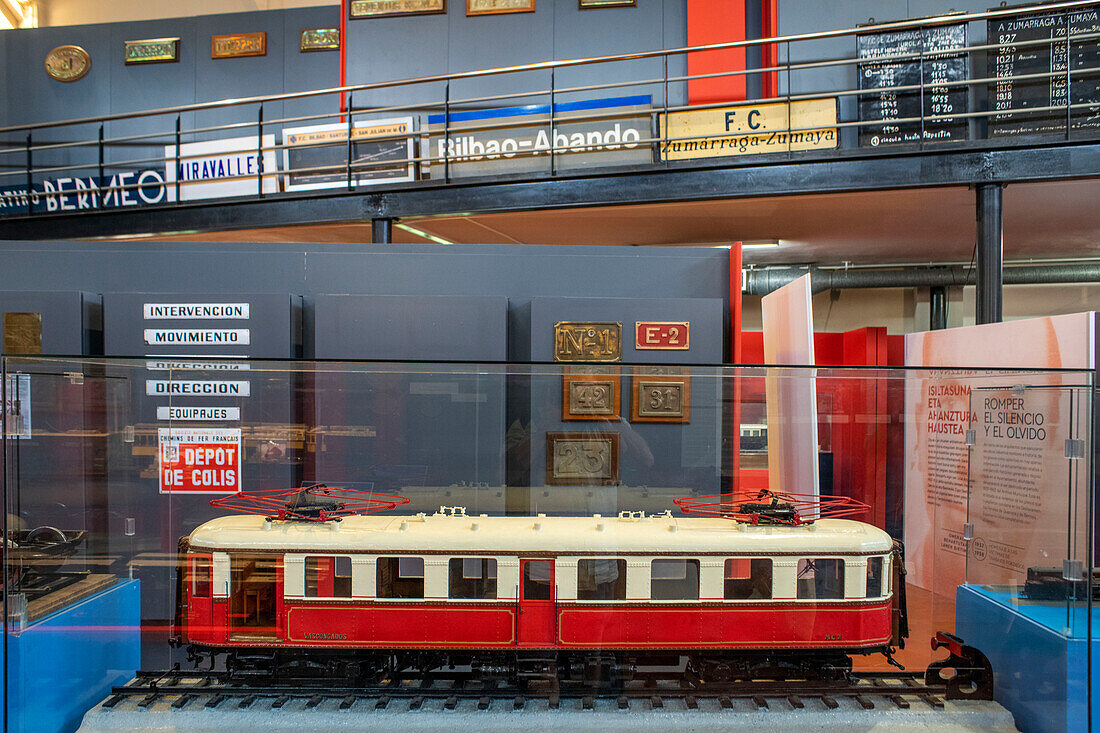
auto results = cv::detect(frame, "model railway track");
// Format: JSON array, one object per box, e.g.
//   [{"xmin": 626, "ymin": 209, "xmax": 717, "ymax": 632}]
[{"xmin": 103, "ymin": 669, "xmax": 957, "ymax": 714}]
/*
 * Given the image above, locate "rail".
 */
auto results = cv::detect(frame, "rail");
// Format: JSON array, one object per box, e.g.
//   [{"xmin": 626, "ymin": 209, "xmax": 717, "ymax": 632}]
[{"xmin": 1, "ymin": 0, "xmax": 1099, "ymax": 221}]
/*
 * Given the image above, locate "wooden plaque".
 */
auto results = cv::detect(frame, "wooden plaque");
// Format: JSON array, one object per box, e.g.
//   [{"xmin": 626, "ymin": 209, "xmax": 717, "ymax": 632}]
[
  {"xmin": 631, "ymin": 368, "xmax": 691, "ymax": 423},
  {"xmin": 562, "ymin": 366, "xmax": 620, "ymax": 421},
  {"xmin": 546, "ymin": 432, "xmax": 619, "ymax": 486}
]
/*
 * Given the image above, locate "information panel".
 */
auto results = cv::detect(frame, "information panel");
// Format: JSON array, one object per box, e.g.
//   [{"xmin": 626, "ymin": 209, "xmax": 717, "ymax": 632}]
[
  {"xmin": 857, "ymin": 22, "xmax": 969, "ymax": 147},
  {"xmin": 988, "ymin": 4, "xmax": 1100, "ymax": 137}
]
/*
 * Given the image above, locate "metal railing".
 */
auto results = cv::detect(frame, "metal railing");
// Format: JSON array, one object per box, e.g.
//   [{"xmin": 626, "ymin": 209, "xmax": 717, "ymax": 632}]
[{"xmin": 1, "ymin": 0, "xmax": 1099, "ymax": 219}]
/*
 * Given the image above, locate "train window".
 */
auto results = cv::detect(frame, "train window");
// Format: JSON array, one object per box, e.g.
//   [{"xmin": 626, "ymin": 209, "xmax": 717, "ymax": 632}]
[
  {"xmin": 724, "ymin": 558, "xmax": 772, "ymax": 599},
  {"xmin": 377, "ymin": 557, "xmax": 425, "ymax": 599},
  {"xmin": 449, "ymin": 558, "xmax": 498, "ymax": 599},
  {"xmin": 796, "ymin": 558, "xmax": 845, "ymax": 600},
  {"xmin": 523, "ymin": 560, "xmax": 553, "ymax": 601},
  {"xmin": 577, "ymin": 559, "xmax": 626, "ymax": 600},
  {"xmin": 651, "ymin": 559, "xmax": 700, "ymax": 600},
  {"xmin": 192, "ymin": 556, "xmax": 211, "ymax": 599},
  {"xmin": 305, "ymin": 555, "xmax": 352, "ymax": 598},
  {"xmin": 866, "ymin": 556, "xmax": 884, "ymax": 597}
]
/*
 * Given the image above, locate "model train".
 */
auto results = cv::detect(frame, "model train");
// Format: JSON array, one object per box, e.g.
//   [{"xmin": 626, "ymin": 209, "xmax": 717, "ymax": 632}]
[{"xmin": 172, "ymin": 486, "xmax": 907, "ymax": 684}]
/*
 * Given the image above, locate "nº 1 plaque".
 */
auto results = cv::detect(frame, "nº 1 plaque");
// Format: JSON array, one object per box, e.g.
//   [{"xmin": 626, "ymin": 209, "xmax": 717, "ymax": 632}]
[{"xmin": 554, "ymin": 322, "xmax": 621, "ymax": 362}]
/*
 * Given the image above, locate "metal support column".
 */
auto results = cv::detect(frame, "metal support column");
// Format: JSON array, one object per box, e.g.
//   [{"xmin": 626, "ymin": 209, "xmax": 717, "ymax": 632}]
[
  {"xmin": 372, "ymin": 217, "xmax": 393, "ymax": 244},
  {"xmin": 975, "ymin": 183, "xmax": 1004, "ymax": 324},
  {"xmin": 930, "ymin": 285, "xmax": 947, "ymax": 330}
]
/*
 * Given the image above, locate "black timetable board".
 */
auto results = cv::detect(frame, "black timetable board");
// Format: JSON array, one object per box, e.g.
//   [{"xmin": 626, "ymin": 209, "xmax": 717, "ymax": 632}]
[
  {"xmin": 284, "ymin": 136, "xmax": 413, "ymax": 189},
  {"xmin": 988, "ymin": 5, "xmax": 1100, "ymax": 137},
  {"xmin": 857, "ymin": 22, "xmax": 969, "ymax": 147}
]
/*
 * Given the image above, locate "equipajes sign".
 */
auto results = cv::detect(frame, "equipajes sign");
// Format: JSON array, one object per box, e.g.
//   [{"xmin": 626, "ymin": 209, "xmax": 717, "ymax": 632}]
[
  {"xmin": 0, "ymin": 169, "xmax": 166, "ymax": 215},
  {"xmin": 158, "ymin": 427, "xmax": 241, "ymax": 493},
  {"xmin": 661, "ymin": 99, "xmax": 838, "ymax": 160},
  {"xmin": 426, "ymin": 95, "xmax": 652, "ymax": 178}
]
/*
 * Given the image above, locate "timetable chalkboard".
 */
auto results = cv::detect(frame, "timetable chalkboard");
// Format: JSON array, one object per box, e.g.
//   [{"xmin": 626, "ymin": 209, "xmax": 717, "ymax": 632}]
[
  {"xmin": 857, "ymin": 22, "xmax": 969, "ymax": 147},
  {"xmin": 988, "ymin": 5, "xmax": 1100, "ymax": 137}
]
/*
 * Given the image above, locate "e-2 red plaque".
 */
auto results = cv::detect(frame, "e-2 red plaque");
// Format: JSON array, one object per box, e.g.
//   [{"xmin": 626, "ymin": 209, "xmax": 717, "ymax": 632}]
[{"xmin": 635, "ymin": 321, "xmax": 689, "ymax": 350}]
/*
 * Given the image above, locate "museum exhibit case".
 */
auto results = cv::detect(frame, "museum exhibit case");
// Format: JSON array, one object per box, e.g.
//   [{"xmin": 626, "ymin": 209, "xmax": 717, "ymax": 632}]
[{"xmin": 1, "ymin": 355, "xmax": 1095, "ymax": 732}]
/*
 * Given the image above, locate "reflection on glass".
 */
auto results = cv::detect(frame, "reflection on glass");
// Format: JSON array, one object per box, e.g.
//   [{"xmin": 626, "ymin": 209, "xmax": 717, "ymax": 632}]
[
  {"xmin": 651, "ymin": 558, "xmax": 699, "ymax": 600},
  {"xmin": 305, "ymin": 555, "xmax": 352, "ymax": 598},
  {"xmin": 523, "ymin": 560, "xmax": 553, "ymax": 600},
  {"xmin": 377, "ymin": 556, "xmax": 424, "ymax": 598},
  {"xmin": 866, "ymin": 556, "xmax": 884, "ymax": 598},
  {"xmin": 724, "ymin": 558, "xmax": 772, "ymax": 599},
  {"xmin": 449, "ymin": 557, "xmax": 498, "ymax": 599},
  {"xmin": 797, "ymin": 558, "xmax": 845, "ymax": 600},
  {"xmin": 578, "ymin": 558, "xmax": 626, "ymax": 600}
]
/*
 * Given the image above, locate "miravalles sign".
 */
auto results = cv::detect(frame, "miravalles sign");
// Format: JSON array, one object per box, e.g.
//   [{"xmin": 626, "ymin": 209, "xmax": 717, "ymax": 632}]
[{"xmin": 661, "ymin": 99, "xmax": 838, "ymax": 160}]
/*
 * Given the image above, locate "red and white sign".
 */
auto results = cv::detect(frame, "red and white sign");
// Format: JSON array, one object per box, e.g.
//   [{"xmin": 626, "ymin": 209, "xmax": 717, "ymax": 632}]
[
  {"xmin": 635, "ymin": 321, "xmax": 690, "ymax": 350},
  {"xmin": 158, "ymin": 427, "xmax": 241, "ymax": 494}
]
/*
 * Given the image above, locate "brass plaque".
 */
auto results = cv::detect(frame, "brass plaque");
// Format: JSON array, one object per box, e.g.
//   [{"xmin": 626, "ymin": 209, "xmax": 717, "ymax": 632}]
[
  {"xmin": 468, "ymin": 0, "xmax": 534, "ymax": 15},
  {"xmin": 4, "ymin": 313, "xmax": 43, "ymax": 355},
  {"xmin": 554, "ymin": 322, "xmax": 621, "ymax": 362},
  {"xmin": 350, "ymin": 0, "xmax": 446, "ymax": 18},
  {"xmin": 546, "ymin": 432, "xmax": 619, "ymax": 486},
  {"xmin": 580, "ymin": 0, "xmax": 635, "ymax": 7},
  {"xmin": 211, "ymin": 32, "xmax": 267, "ymax": 59},
  {"xmin": 300, "ymin": 28, "xmax": 340, "ymax": 52},
  {"xmin": 124, "ymin": 37, "xmax": 180, "ymax": 64},
  {"xmin": 562, "ymin": 366, "xmax": 620, "ymax": 421},
  {"xmin": 631, "ymin": 370, "xmax": 691, "ymax": 423},
  {"xmin": 45, "ymin": 45, "xmax": 91, "ymax": 82}
]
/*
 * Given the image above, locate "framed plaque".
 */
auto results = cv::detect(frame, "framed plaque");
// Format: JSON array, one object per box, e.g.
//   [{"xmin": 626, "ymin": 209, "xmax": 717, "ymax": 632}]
[
  {"xmin": 124, "ymin": 38, "xmax": 180, "ymax": 64},
  {"xmin": 44, "ymin": 45, "xmax": 91, "ymax": 82},
  {"xmin": 300, "ymin": 28, "xmax": 340, "ymax": 52},
  {"xmin": 3, "ymin": 312, "xmax": 42, "ymax": 354},
  {"xmin": 580, "ymin": 0, "xmax": 635, "ymax": 7},
  {"xmin": 562, "ymin": 366, "xmax": 620, "ymax": 421},
  {"xmin": 631, "ymin": 368, "xmax": 691, "ymax": 423},
  {"xmin": 468, "ymin": 0, "xmax": 535, "ymax": 15},
  {"xmin": 554, "ymin": 322, "xmax": 621, "ymax": 362},
  {"xmin": 350, "ymin": 0, "xmax": 445, "ymax": 18},
  {"xmin": 635, "ymin": 321, "xmax": 689, "ymax": 350},
  {"xmin": 211, "ymin": 33, "xmax": 266, "ymax": 59},
  {"xmin": 546, "ymin": 432, "xmax": 619, "ymax": 486}
]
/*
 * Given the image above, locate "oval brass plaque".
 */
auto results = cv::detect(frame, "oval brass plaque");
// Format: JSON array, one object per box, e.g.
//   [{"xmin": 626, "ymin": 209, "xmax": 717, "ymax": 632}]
[{"xmin": 45, "ymin": 45, "xmax": 91, "ymax": 82}]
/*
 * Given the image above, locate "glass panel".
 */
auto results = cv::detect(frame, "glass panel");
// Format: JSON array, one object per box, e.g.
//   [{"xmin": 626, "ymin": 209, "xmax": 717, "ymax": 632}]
[
  {"xmin": 378, "ymin": 557, "xmax": 424, "ymax": 598},
  {"xmin": 523, "ymin": 560, "xmax": 552, "ymax": 601},
  {"xmin": 796, "ymin": 558, "xmax": 845, "ymax": 600},
  {"xmin": 191, "ymin": 556, "xmax": 211, "ymax": 599},
  {"xmin": 578, "ymin": 559, "xmax": 626, "ymax": 600},
  {"xmin": 867, "ymin": 556, "xmax": 884, "ymax": 598},
  {"xmin": 449, "ymin": 557, "xmax": 498, "ymax": 599},
  {"xmin": 724, "ymin": 558, "xmax": 772, "ymax": 599},
  {"xmin": 305, "ymin": 555, "xmax": 352, "ymax": 598},
  {"xmin": 651, "ymin": 559, "xmax": 699, "ymax": 600}
]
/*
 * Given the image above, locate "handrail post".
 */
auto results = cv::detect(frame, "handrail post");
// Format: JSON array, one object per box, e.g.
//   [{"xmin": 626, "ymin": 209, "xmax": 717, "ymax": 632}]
[
  {"xmin": 662, "ymin": 52, "xmax": 669, "ymax": 167},
  {"xmin": 549, "ymin": 67, "xmax": 556, "ymax": 176},
  {"xmin": 174, "ymin": 116, "xmax": 181, "ymax": 203},
  {"xmin": 919, "ymin": 43, "xmax": 926, "ymax": 150},
  {"xmin": 24, "ymin": 133, "xmax": 32, "ymax": 216},
  {"xmin": 97, "ymin": 124, "xmax": 105, "ymax": 185},
  {"xmin": 443, "ymin": 80, "xmax": 450, "ymax": 184},
  {"xmin": 1065, "ymin": 10, "xmax": 1072, "ymax": 140},
  {"xmin": 257, "ymin": 103, "xmax": 265, "ymax": 198},
  {"xmin": 347, "ymin": 91, "xmax": 355, "ymax": 190}
]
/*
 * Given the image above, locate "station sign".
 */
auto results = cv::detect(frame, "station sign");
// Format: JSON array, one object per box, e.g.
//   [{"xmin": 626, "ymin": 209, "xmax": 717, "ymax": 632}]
[
  {"xmin": 282, "ymin": 117, "xmax": 416, "ymax": 192},
  {"xmin": 164, "ymin": 134, "xmax": 278, "ymax": 201},
  {"xmin": 158, "ymin": 427, "xmax": 241, "ymax": 493},
  {"xmin": 0, "ymin": 169, "xmax": 166, "ymax": 216},
  {"xmin": 426, "ymin": 95, "xmax": 653, "ymax": 178},
  {"xmin": 661, "ymin": 99, "xmax": 838, "ymax": 160}
]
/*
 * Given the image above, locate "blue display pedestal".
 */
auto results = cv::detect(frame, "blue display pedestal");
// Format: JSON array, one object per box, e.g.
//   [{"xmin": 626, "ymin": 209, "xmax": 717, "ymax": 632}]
[
  {"xmin": 955, "ymin": 583, "xmax": 1094, "ymax": 733},
  {"xmin": 4, "ymin": 579, "xmax": 140, "ymax": 733}
]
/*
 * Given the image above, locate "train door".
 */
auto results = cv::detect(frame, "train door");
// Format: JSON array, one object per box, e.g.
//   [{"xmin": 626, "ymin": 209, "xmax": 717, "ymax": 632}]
[
  {"xmin": 517, "ymin": 559, "xmax": 556, "ymax": 647},
  {"xmin": 228, "ymin": 553, "xmax": 279, "ymax": 641},
  {"xmin": 187, "ymin": 553, "xmax": 213, "ymax": 635}
]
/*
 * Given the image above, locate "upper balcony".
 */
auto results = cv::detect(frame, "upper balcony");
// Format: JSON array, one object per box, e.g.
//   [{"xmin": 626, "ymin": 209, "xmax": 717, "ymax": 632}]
[{"xmin": 1, "ymin": 0, "xmax": 1099, "ymax": 243}]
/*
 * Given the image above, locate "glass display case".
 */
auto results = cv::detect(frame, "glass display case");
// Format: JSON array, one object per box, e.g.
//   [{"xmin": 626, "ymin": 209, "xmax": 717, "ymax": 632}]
[{"xmin": 2, "ymin": 356, "xmax": 1093, "ymax": 732}]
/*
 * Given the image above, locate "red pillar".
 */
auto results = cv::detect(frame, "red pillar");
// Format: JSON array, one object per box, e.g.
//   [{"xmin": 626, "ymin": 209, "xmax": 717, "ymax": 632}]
[{"xmin": 687, "ymin": 0, "xmax": 748, "ymax": 105}]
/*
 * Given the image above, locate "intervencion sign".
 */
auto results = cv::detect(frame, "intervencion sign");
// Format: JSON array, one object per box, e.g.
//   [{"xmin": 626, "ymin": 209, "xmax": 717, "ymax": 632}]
[
  {"xmin": 661, "ymin": 99, "xmax": 838, "ymax": 160},
  {"xmin": 426, "ymin": 95, "xmax": 652, "ymax": 177},
  {"xmin": 158, "ymin": 427, "xmax": 241, "ymax": 493}
]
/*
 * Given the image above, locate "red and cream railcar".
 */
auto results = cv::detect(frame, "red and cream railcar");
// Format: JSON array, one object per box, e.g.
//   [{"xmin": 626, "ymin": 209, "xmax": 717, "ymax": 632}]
[{"xmin": 177, "ymin": 507, "xmax": 904, "ymax": 677}]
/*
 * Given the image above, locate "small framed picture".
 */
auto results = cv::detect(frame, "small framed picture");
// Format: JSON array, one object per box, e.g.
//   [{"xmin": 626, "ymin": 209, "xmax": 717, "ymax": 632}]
[
  {"xmin": 631, "ymin": 367, "xmax": 691, "ymax": 423},
  {"xmin": 562, "ymin": 366, "xmax": 620, "ymax": 421}
]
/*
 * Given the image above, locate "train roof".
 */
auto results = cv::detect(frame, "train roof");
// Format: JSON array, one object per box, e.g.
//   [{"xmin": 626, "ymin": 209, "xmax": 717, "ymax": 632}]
[{"xmin": 187, "ymin": 512, "xmax": 894, "ymax": 555}]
